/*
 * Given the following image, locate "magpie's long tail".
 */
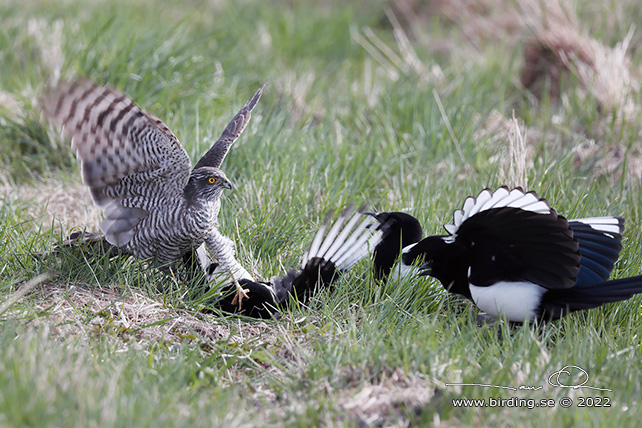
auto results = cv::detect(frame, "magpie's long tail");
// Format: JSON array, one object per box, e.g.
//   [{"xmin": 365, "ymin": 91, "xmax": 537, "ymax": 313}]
[
  {"xmin": 542, "ymin": 275, "xmax": 642, "ymax": 319},
  {"xmin": 272, "ymin": 206, "xmax": 383, "ymax": 308}
]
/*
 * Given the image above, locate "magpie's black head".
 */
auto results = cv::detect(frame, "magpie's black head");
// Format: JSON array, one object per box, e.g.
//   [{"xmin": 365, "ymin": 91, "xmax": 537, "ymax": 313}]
[
  {"xmin": 414, "ymin": 236, "xmax": 472, "ymax": 299},
  {"xmin": 366, "ymin": 212, "xmax": 423, "ymax": 280}
]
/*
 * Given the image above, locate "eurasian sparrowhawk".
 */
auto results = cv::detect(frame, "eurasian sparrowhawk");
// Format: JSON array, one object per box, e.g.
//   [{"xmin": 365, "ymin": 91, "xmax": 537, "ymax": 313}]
[{"xmin": 43, "ymin": 80, "xmax": 261, "ymax": 303}]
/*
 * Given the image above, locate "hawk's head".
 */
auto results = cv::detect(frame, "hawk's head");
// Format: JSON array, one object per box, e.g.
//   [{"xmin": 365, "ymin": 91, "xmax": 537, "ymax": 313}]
[{"xmin": 184, "ymin": 166, "xmax": 233, "ymax": 202}]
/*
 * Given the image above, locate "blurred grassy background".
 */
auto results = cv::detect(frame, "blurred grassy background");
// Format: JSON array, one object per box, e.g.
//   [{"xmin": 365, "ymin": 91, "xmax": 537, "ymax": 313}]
[{"xmin": 1, "ymin": 0, "xmax": 641, "ymax": 426}]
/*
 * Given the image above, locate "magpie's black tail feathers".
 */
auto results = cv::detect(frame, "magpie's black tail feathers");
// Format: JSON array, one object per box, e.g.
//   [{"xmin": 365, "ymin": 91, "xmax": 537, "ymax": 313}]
[
  {"xmin": 276, "ymin": 206, "xmax": 383, "ymax": 307},
  {"xmin": 542, "ymin": 275, "xmax": 642, "ymax": 319}
]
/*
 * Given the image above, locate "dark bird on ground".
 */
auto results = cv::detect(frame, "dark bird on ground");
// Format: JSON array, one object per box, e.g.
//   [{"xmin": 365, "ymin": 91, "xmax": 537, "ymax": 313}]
[
  {"xmin": 369, "ymin": 187, "xmax": 642, "ymax": 323},
  {"xmin": 200, "ymin": 206, "xmax": 384, "ymax": 318},
  {"xmin": 43, "ymin": 80, "xmax": 261, "ymax": 305}
]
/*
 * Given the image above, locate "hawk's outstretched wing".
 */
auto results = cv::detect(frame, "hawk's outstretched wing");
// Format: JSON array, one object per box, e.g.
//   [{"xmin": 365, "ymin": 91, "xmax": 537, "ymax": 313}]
[
  {"xmin": 194, "ymin": 86, "xmax": 263, "ymax": 170},
  {"xmin": 42, "ymin": 80, "xmax": 192, "ymax": 207}
]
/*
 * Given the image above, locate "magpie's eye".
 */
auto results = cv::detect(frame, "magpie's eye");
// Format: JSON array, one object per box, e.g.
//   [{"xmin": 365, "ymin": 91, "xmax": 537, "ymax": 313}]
[{"xmin": 208, "ymin": 177, "xmax": 218, "ymax": 184}]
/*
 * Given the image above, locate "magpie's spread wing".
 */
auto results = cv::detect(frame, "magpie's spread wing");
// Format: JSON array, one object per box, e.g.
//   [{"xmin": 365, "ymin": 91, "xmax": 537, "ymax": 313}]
[
  {"xmin": 201, "ymin": 206, "xmax": 383, "ymax": 317},
  {"xmin": 569, "ymin": 217, "xmax": 624, "ymax": 285},
  {"xmin": 287, "ymin": 206, "xmax": 383, "ymax": 303},
  {"xmin": 447, "ymin": 188, "xmax": 581, "ymax": 290},
  {"xmin": 443, "ymin": 186, "xmax": 551, "ymax": 236}
]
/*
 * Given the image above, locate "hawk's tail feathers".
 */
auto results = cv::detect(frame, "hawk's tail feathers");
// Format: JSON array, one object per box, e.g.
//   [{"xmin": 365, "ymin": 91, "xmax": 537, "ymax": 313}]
[
  {"xmin": 101, "ymin": 201, "xmax": 148, "ymax": 247},
  {"xmin": 55, "ymin": 230, "xmax": 124, "ymax": 258}
]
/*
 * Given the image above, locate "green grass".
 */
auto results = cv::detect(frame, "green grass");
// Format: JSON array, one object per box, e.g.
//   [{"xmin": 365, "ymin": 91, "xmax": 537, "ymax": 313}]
[{"xmin": 2, "ymin": 0, "xmax": 642, "ymax": 426}]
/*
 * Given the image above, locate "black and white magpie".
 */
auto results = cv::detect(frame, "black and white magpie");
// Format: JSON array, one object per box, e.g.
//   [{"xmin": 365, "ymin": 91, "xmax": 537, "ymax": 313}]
[
  {"xmin": 369, "ymin": 187, "xmax": 642, "ymax": 322},
  {"xmin": 196, "ymin": 206, "xmax": 383, "ymax": 318}
]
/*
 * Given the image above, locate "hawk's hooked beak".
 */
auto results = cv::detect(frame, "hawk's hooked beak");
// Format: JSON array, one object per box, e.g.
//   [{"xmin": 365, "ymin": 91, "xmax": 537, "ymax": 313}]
[{"xmin": 224, "ymin": 180, "xmax": 233, "ymax": 190}]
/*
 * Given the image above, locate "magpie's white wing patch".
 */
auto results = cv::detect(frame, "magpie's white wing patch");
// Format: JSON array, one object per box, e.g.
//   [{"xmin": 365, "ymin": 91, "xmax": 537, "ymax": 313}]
[
  {"xmin": 443, "ymin": 187, "xmax": 552, "ymax": 237},
  {"xmin": 467, "ymin": 188, "xmax": 493, "ymax": 218},
  {"xmin": 571, "ymin": 217, "xmax": 624, "ymax": 237}
]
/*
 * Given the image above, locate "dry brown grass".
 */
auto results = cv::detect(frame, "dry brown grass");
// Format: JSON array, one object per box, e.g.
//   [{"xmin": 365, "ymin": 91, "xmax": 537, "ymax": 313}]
[
  {"xmin": 1, "ymin": 173, "xmax": 102, "ymax": 233},
  {"xmin": 572, "ymin": 140, "xmax": 642, "ymax": 182},
  {"xmin": 351, "ymin": 9, "xmax": 445, "ymax": 100},
  {"xmin": 4, "ymin": 278, "xmax": 280, "ymax": 353},
  {"xmin": 341, "ymin": 369, "xmax": 436, "ymax": 427},
  {"xmin": 3, "ymin": 277, "xmax": 446, "ymax": 426},
  {"xmin": 387, "ymin": 0, "xmax": 641, "ymax": 126},
  {"xmin": 520, "ymin": 0, "xmax": 640, "ymax": 123},
  {"xmin": 477, "ymin": 107, "xmax": 642, "ymax": 183},
  {"xmin": 0, "ymin": 89, "xmax": 23, "ymax": 118},
  {"xmin": 387, "ymin": 0, "xmax": 523, "ymax": 46},
  {"xmin": 477, "ymin": 110, "xmax": 537, "ymax": 187}
]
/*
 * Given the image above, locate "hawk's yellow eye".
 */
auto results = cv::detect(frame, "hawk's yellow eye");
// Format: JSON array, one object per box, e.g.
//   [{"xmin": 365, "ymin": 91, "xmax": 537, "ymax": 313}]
[{"xmin": 208, "ymin": 177, "xmax": 218, "ymax": 184}]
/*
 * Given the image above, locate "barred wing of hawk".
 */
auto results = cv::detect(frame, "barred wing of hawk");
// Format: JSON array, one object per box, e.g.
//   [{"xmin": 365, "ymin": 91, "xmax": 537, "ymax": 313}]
[{"xmin": 43, "ymin": 80, "xmax": 262, "ymax": 303}]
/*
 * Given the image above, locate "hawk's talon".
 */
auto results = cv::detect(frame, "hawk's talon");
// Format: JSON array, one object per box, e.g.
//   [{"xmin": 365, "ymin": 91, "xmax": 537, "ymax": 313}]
[{"xmin": 231, "ymin": 286, "xmax": 250, "ymax": 309}]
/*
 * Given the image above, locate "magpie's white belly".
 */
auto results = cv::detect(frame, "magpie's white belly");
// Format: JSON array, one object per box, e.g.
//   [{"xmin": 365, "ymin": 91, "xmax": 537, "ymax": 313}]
[{"xmin": 469, "ymin": 281, "xmax": 546, "ymax": 322}]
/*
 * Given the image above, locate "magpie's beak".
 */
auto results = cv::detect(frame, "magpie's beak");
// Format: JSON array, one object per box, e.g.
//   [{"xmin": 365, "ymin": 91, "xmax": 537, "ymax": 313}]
[
  {"xmin": 363, "ymin": 212, "xmax": 394, "ymax": 233},
  {"xmin": 418, "ymin": 260, "xmax": 433, "ymax": 276}
]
